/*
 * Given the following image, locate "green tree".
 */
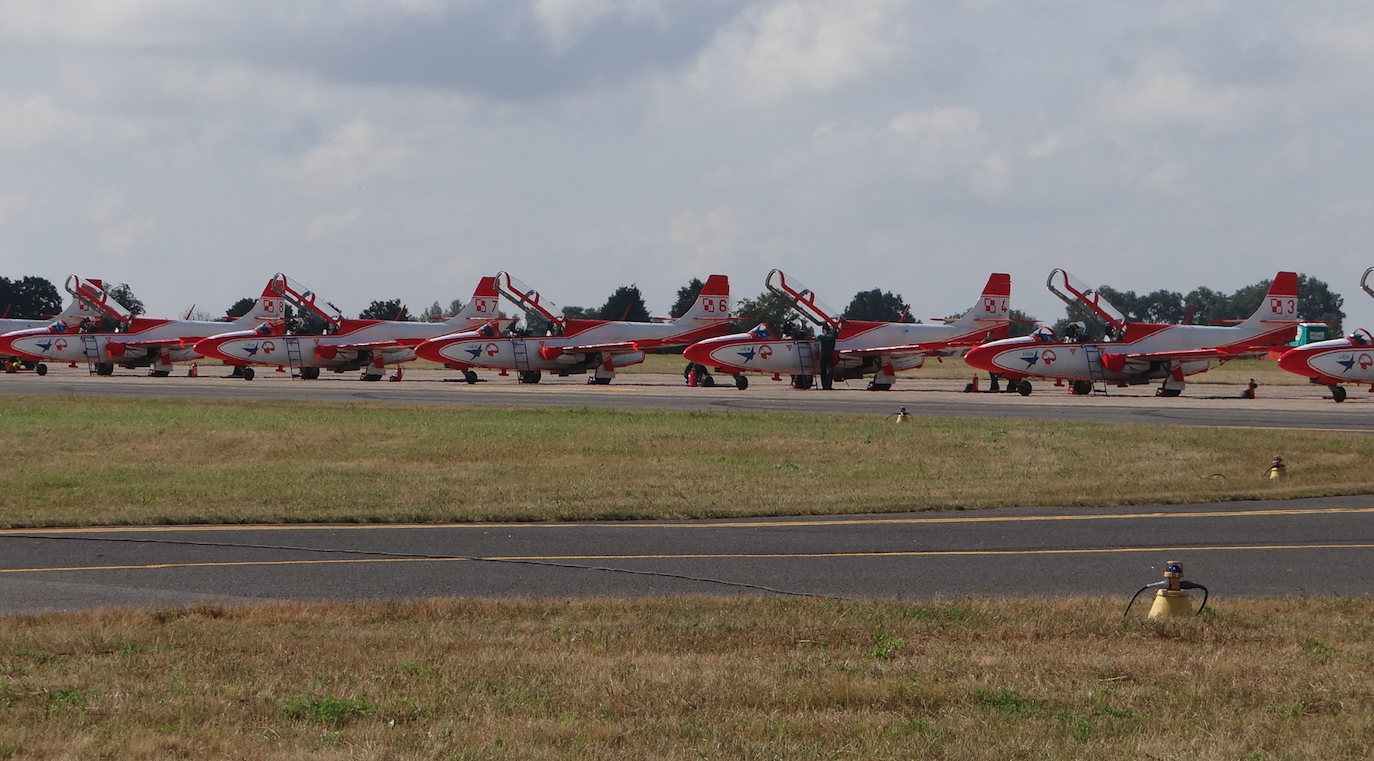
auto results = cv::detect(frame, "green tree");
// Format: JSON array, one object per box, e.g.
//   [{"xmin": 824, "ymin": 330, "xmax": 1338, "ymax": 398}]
[
  {"xmin": 842, "ymin": 289, "xmax": 913, "ymax": 322},
  {"xmin": 1297, "ymin": 274, "xmax": 1344, "ymax": 335},
  {"xmin": 669, "ymin": 278, "xmax": 704, "ymax": 318},
  {"xmin": 597, "ymin": 285, "xmax": 650, "ymax": 322},
  {"xmin": 0, "ymin": 276, "xmax": 62, "ymax": 319},
  {"xmin": 1006, "ymin": 309, "xmax": 1040, "ymax": 338},
  {"xmin": 420, "ymin": 301, "xmax": 445, "ymax": 321},
  {"xmin": 359, "ymin": 300, "xmax": 411, "ymax": 321},
  {"xmin": 104, "ymin": 283, "xmax": 144, "ymax": 316},
  {"xmin": 734, "ymin": 291, "xmax": 815, "ymax": 338},
  {"xmin": 225, "ymin": 297, "xmax": 256, "ymax": 319},
  {"xmin": 448, "ymin": 298, "xmax": 464, "ymax": 317}
]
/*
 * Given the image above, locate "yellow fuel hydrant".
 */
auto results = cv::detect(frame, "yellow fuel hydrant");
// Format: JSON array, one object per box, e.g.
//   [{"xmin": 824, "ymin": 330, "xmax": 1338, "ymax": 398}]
[{"xmin": 1123, "ymin": 561, "xmax": 1209, "ymax": 619}]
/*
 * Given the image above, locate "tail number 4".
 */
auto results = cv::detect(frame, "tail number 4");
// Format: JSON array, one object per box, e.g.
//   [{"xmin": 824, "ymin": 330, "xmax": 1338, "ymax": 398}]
[{"xmin": 1270, "ymin": 298, "xmax": 1296, "ymax": 316}]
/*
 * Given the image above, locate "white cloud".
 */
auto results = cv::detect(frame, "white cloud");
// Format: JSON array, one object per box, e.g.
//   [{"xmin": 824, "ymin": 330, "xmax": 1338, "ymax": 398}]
[
  {"xmin": 533, "ymin": 0, "xmax": 664, "ymax": 50},
  {"xmin": 271, "ymin": 120, "xmax": 414, "ymax": 191},
  {"xmin": 674, "ymin": 0, "xmax": 908, "ymax": 108},
  {"xmin": 1095, "ymin": 59, "xmax": 1268, "ymax": 135}
]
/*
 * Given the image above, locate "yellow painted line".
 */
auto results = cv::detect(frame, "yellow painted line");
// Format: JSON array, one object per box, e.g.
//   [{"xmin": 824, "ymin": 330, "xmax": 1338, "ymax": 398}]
[
  {"xmin": 4, "ymin": 543, "xmax": 1374, "ymax": 575},
  {"xmin": 2, "ymin": 504, "xmax": 1373, "ymax": 536}
]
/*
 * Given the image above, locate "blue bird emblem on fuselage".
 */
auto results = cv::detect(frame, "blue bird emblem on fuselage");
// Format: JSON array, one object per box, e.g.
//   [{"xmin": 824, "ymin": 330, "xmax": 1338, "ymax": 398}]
[
  {"xmin": 1019, "ymin": 352, "xmax": 1040, "ymax": 368},
  {"xmin": 35, "ymin": 340, "xmax": 53, "ymax": 352},
  {"xmin": 737, "ymin": 346, "xmax": 757, "ymax": 363},
  {"xmin": 1337, "ymin": 355, "xmax": 1356, "ymax": 373},
  {"xmin": 465, "ymin": 346, "xmax": 482, "ymax": 360},
  {"xmin": 243, "ymin": 343, "xmax": 260, "ymax": 357}
]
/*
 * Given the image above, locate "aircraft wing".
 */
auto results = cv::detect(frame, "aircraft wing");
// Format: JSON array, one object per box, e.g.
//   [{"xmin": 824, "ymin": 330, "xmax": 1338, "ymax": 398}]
[
  {"xmin": 108, "ymin": 338, "xmax": 195, "ymax": 350},
  {"xmin": 557, "ymin": 341, "xmax": 638, "ymax": 354},
  {"xmin": 1103, "ymin": 346, "xmax": 1258, "ymax": 364},
  {"xmin": 323, "ymin": 339, "xmax": 419, "ymax": 351}
]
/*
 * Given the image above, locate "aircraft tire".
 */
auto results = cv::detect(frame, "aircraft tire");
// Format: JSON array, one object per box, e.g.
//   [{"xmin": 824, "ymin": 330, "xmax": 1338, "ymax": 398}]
[
  {"xmin": 242, "ymin": 367, "xmax": 256, "ymax": 381},
  {"xmin": 1331, "ymin": 385, "xmax": 1347, "ymax": 403},
  {"xmin": 734, "ymin": 374, "xmax": 749, "ymax": 390},
  {"xmin": 1157, "ymin": 388, "xmax": 1181, "ymax": 398},
  {"xmin": 519, "ymin": 370, "xmax": 541, "ymax": 384},
  {"xmin": 868, "ymin": 382, "xmax": 892, "ymax": 391},
  {"xmin": 701, "ymin": 374, "xmax": 715, "ymax": 387},
  {"xmin": 96, "ymin": 363, "xmax": 114, "ymax": 377},
  {"xmin": 588, "ymin": 377, "xmax": 612, "ymax": 385},
  {"xmin": 1071, "ymin": 380, "xmax": 1092, "ymax": 395},
  {"xmin": 1017, "ymin": 380, "xmax": 1032, "ymax": 396},
  {"xmin": 464, "ymin": 370, "xmax": 478, "ymax": 384},
  {"xmin": 301, "ymin": 367, "xmax": 321, "ymax": 380},
  {"xmin": 35, "ymin": 363, "xmax": 47, "ymax": 376},
  {"xmin": 152, "ymin": 370, "xmax": 170, "ymax": 378},
  {"xmin": 791, "ymin": 374, "xmax": 813, "ymax": 390}
]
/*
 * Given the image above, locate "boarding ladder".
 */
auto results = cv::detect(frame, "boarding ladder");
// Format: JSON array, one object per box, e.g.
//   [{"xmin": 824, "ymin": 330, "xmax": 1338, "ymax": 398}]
[
  {"xmin": 511, "ymin": 339, "xmax": 531, "ymax": 380},
  {"xmin": 81, "ymin": 335, "xmax": 101, "ymax": 375},
  {"xmin": 797, "ymin": 340, "xmax": 816, "ymax": 378},
  {"xmin": 1083, "ymin": 344, "xmax": 1109, "ymax": 395},
  {"xmin": 284, "ymin": 338, "xmax": 303, "ymax": 379}
]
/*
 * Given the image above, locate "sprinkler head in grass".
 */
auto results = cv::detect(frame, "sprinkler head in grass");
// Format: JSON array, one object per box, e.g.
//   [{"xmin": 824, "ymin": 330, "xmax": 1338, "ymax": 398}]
[
  {"xmin": 894, "ymin": 407, "xmax": 910, "ymax": 424},
  {"xmin": 1122, "ymin": 560, "xmax": 1209, "ymax": 619},
  {"xmin": 1267, "ymin": 455, "xmax": 1286, "ymax": 480}
]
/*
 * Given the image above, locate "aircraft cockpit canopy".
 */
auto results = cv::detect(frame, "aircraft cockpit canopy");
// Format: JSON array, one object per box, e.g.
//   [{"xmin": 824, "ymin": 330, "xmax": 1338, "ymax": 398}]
[
  {"xmin": 765, "ymin": 270, "xmax": 842, "ymax": 332},
  {"xmin": 254, "ymin": 322, "xmax": 274, "ymax": 336},
  {"xmin": 1046, "ymin": 268, "xmax": 1127, "ymax": 332},
  {"xmin": 270, "ymin": 273, "xmax": 341, "ymax": 325},
  {"xmin": 495, "ymin": 272, "xmax": 563, "ymax": 327},
  {"xmin": 48, "ymin": 320, "xmax": 68, "ymax": 333},
  {"xmin": 1350, "ymin": 328, "xmax": 1372, "ymax": 346},
  {"xmin": 1032, "ymin": 325, "xmax": 1057, "ymax": 343},
  {"xmin": 1362, "ymin": 267, "xmax": 1373, "ymax": 300}
]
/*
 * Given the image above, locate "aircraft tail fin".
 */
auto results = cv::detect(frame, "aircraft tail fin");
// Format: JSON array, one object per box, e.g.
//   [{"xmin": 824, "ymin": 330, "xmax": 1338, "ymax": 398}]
[
  {"xmin": 674, "ymin": 275, "xmax": 731, "ymax": 322},
  {"xmin": 949, "ymin": 273, "xmax": 1012, "ymax": 328},
  {"xmin": 1240, "ymin": 271, "xmax": 1299, "ymax": 329},
  {"xmin": 227, "ymin": 281, "xmax": 288, "ymax": 326},
  {"xmin": 445, "ymin": 276, "xmax": 503, "ymax": 326}
]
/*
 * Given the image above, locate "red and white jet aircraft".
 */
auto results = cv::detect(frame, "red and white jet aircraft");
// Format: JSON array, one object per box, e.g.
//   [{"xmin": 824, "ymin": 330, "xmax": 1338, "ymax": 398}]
[
  {"xmin": 683, "ymin": 270, "xmax": 1011, "ymax": 390},
  {"xmin": 964, "ymin": 269, "xmax": 1300, "ymax": 397},
  {"xmin": 1276, "ymin": 267, "xmax": 1374, "ymax": 402},
  {"xmin": 0, "ymin": 276, "xmax": 284, "ymax": 376},
  {"xmin": 2, "ymin": 281, "xmax": 116, "ymax": 372},
  {"xmin": 414, "ymin": 272, "xmax": 731, "ymax": 384},
  {"xmin": 195, "ymin": 276, "xmax": 505, "ymax": 381}
]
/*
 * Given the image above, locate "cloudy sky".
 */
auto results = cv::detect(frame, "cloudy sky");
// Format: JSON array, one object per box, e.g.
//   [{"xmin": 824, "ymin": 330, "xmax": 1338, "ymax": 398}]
[{"xmin": 2, "ymin": 0, "xmax": 1372, "ymax": 329}]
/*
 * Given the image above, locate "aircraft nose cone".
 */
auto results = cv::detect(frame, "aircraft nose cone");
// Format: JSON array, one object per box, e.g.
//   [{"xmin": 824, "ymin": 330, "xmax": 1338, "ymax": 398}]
[
  {"xmin": 962, "ymin": 342, "xmax": 998, "ymax": 373},
  {"xmin": 193, "ymin": 336, "xmax": 232, "ymax": 362},
  {"xmin": 683, "ymin": 338, "xmax": 722, "ymax": 366},
  {"xmin": 1275, "ymin": 345, "xmax": 1308, "ymax": 375}
]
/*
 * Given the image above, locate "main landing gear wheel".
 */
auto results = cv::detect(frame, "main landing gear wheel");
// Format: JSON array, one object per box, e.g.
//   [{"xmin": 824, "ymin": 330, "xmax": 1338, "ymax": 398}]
[
  {"xmin": 734, "ymin": 374, "xmax": 749, "ymax": 390},
  {"xmin": 301, "ymin": 366, "xmax": 321, "ymax": 380},
  {"xmin": 151, "ymin": 370, "xmax": 170, "ymax": 378},
  {"xmin": 35, "ymin": 363, "xmax": 47, "ymax": 376},
  {"xmin": 700, "ymin": 373, "xmax": 715, "ymax": 387},
  {"xmin": 868, "ymin": 382, "xmax": 892, "ymax": 391},
  {"xmin": 1071, "ymin": 380, "xmax": 1093, "ymax": 395},
  {"xmin": 791, "ymin": 374, "xmax": 813, "ymax": 390},
  {"xmin": 1017, "ymin": 380, "xmax": 1032, "ymax": 396},
  {"xmin": 519, "ymin": 370, "xmax": 542, "ymax": 384},
  {"xmin": 1330, "ymin": 385, "xmax": 1347, "ymax": 403},
  {"xmin": 96, "ymin": 363, "xmax": 114, "ymax": 377},
  {"xmin": 242, "ymin": 367, "xmax": 256, "ymax": 381},
  {"xmin": 1157, "ymin": 388, "xmax": 1182, "ymax": 398},
  {"xmin": 588, "ymin": 377, "xmax": 612, "ymax": 385},
  {"xmin": 464, "ymin": 369, "xmax": 478, "ymax": 384}
]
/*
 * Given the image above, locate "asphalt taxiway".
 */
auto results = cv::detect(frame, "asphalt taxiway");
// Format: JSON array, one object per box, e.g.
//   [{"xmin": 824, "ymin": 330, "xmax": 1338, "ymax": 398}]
[
  {"xmin": 3, "ymin": 365, "xmax": 1371, "ymax": 432},
  {"xmin": 1, "ymin": 496, "xmax": 1372, "ymax": 613}
]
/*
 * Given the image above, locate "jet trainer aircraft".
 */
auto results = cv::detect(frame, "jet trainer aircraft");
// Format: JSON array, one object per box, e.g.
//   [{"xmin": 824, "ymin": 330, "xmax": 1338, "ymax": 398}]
[
  {"xmin": 1276, "ymin": 267, "xmax": 1374, "ymax": 402},
  {"xmin": 1, "ymin": 281, "xmax": 116, "ymax": 372},
  {"xmin": 0, "ymin": 276, "xmax": 284, "ymax": 376},
  {"xmin": 683, "ymin": 270, "xmax": 1011, "ymax": 390},
  {"xmin": 964, "ymin": 269, "xmax": 1300, "ymax": 397},
  {"xmin": 195, "ymin": 276, "xmax": 505, "ymax": 381},
  {"xmin": 414, "ymin": 272, "xmax": 731, "ymax": 384}
]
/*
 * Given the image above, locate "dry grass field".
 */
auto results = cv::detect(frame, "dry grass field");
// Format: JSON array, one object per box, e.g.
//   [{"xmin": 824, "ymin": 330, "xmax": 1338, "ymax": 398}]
[
  {"xmin": 1, "ymin": 596, "xmax": 1371, "ymax": 759},
  {"xmin": 0, "ymin": 395, "xmax": 1372, "ymax": 527}
]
